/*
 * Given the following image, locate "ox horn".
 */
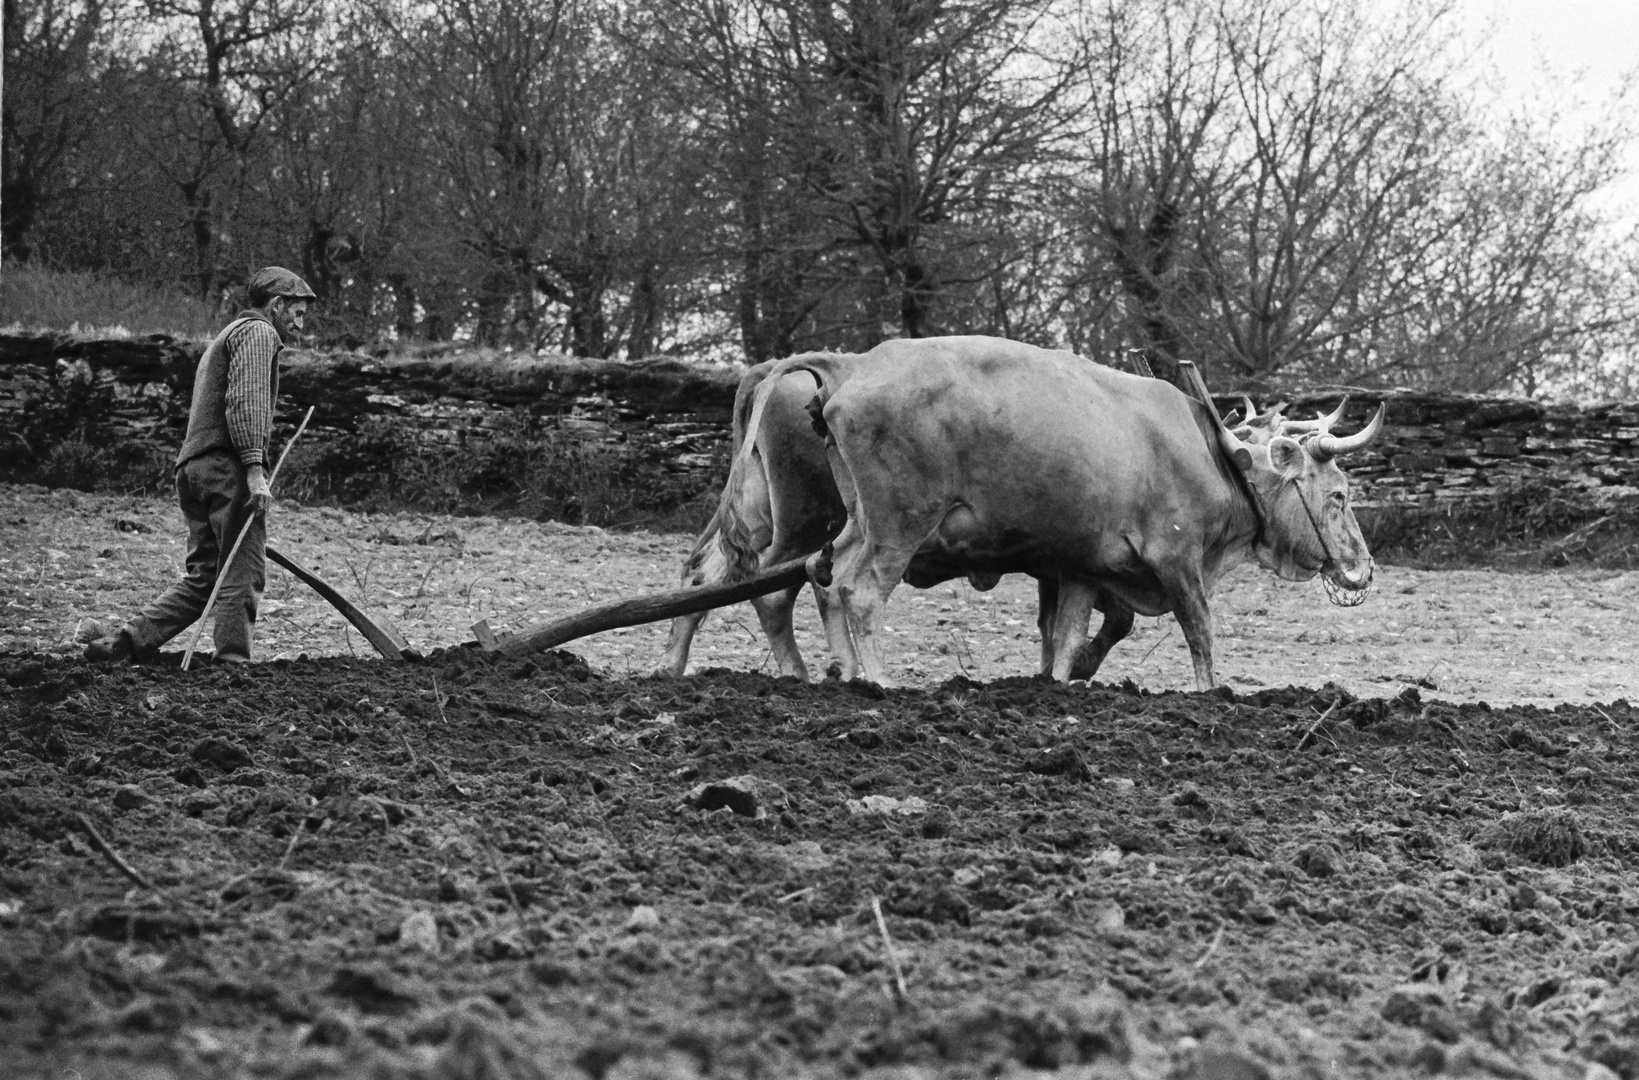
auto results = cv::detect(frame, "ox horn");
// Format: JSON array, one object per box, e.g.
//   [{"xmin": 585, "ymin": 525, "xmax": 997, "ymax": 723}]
[
  {"xmin": 1310, "ymin": 402, "xmax": 1386, "ymax": 459},
  {"xmin": 1280, "ymin": 396, "xmax": 1348, "ymax": 435}
]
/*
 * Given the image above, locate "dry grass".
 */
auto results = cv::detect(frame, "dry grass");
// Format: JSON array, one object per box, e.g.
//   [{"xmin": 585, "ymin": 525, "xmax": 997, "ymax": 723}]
[{"xmin": 0, "ymin": 262, "xmax": 219, "ymax": 340}]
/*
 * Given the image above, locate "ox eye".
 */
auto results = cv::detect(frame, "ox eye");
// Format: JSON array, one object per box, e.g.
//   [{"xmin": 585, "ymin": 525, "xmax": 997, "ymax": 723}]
[{"xmin": 1329, "ymin": 491, "xmax": 1347, "ymax": 508}]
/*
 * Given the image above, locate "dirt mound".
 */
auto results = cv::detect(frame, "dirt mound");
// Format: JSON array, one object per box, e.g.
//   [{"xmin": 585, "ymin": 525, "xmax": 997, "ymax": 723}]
[{"xmin": 3, "ymin": 647, "xmax": 1637, "ymax": 1078}]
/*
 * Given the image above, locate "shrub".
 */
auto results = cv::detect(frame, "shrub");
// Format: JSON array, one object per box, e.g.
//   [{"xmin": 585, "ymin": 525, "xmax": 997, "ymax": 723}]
[
  {"xmin": 0, "ymin": 262, "xmax": 218, "ymax": 340},
  {"xmin": 280, "ymin": 410, "xmax": 726, "ymax": 532},
  {"xmin": 1361, "ymin": 481, "xmax": 1639, "ymax": 569}
]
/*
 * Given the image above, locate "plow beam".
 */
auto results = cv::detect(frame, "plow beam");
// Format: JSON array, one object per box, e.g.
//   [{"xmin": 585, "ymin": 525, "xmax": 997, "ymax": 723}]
[{"xmin": 498, "ymin": 555, "xmax": 816, "ymax": 657}]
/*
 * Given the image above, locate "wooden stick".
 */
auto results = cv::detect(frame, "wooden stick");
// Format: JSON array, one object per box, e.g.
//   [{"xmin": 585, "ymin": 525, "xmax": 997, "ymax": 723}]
[
  {"xmin": 1296, "ymin": 699, "xmax": 1341, "ymax": 751},
  {"xmin": 183, "ymin": 407, "xmax": 314, "ymax": 671},
  {"xmin": 1193, "ymin": 921, "xmax": 1226, "ymax": 968},
  {"xmin": 872, "ymin": 896, "xmax": 909, "ymax": 1004},
  {"xmin": 75, "ymin": 812, "xmax": 161, "ymax": 893},
  {"xmin": 498, "ymin": 555, "xmax": 814, "ymax": 656},
  {"xmin": 277, "ymin": 825, "xmax": 304, "ymax": 870}
]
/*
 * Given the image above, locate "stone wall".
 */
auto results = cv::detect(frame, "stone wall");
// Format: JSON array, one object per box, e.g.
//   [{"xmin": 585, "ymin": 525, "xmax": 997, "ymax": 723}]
[
  {"xmin": 0, "ymin": 334, "xmax": 742, "ymax": 502},
  {"xmin": 1235, "ymin": 389, "xmax": 1639, "ymax": 511},
  {"xmin": 4, "ymin": 332, "xmax": 1638, "ymax": 514}
]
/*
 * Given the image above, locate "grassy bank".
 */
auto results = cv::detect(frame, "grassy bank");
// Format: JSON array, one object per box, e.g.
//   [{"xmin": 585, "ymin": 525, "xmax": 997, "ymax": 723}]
[{"xmin": 0, "ymin": 262, "xmax": 220, "ymax": 340}]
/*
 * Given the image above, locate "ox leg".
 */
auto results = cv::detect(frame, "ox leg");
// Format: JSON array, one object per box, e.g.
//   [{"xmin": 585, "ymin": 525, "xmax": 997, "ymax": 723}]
[
  {"xmin": 1163, "ymin": 572, "xmax": 1218, "ymax": 691},
  {"xmin": 656, "ymin": 534, "xmax": 729, "ymax": 677},
  {"xmin": 1047, "ymin": 579, "xmax": 1099, "ymax": 682},
  {"xmin": 1036, "ymin": 577, "xmax": 1059, "ymax": 676},
  {"xmin": 811, "ymin": 580, "xmax": 857, "ymax": 680},
  {"xmin": 827, "ymin": 529, "xmax": 914, "ymax": 687},
  {"xmin": 815, "ymin": 520, "xmax": 868, "ymax": 681},
  {"xmin": 1068, "ymin": 595, "xmax": 1134, "ymax": 681},
  {"xmin": 749, "ymin": 585, "xmax": 809, "ymax": 680},
  {"xmin": 657, "ymin": 611, "xmax": 707, "ymax": 678}
]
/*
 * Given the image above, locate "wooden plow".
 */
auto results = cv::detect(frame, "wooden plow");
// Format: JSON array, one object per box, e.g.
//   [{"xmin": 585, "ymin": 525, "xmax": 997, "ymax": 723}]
[{"xmin": 477, "ymin": 553, "xmax": 824, "ymax": 657}]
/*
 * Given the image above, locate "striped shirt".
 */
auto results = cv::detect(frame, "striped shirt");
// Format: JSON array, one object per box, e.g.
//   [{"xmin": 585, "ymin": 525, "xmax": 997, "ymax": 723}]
[
  {"xmin": 176, "ymin": 311, "xmax": 284, "ymax": 470},
  {"xmin": 222, "ymin": 319, "xmax": 282, "ymax": 467}
]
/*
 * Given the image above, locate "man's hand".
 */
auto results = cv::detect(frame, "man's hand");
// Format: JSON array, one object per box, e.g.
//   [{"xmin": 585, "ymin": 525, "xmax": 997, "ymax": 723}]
[{"xmin": 246, "ymin": 464, "xmax": 273, "ymax": 515}]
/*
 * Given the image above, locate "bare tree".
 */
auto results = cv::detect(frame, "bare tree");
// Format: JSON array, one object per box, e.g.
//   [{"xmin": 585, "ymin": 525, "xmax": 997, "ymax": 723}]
[
  {"xmin": 133, "ymin": 0, "xmax": 324, "ymax": 299},
  {"xmin": 2, "ymin": 0, "xmax": 125, "ymax": 261},
  {"xmin": 1064, "ymin": 0, "xmax": 1235, "ymax": 379}
]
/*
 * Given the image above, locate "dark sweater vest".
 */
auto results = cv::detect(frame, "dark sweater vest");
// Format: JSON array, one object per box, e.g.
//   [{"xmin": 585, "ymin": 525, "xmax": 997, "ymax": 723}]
[{"xmin": 175, "ymin": 310, "xmax": 282, "ymax": 469}]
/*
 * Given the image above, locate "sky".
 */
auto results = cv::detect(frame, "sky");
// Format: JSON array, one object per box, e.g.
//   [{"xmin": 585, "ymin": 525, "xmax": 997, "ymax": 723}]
[{"xmin": 1453, "ymin": 0, "xmax": 1639, "ymax": 228}]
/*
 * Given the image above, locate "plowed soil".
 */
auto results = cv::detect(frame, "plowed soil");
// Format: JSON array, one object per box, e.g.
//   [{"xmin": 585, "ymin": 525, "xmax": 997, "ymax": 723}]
[{"xmin": 3, "ymin": 483, "xmax": 1639, "ymax": 1080}]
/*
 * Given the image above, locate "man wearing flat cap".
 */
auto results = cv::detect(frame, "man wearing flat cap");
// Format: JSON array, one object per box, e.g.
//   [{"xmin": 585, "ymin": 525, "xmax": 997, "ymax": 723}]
[{"xmin": 85, "ymin": 266, "xmax": 316, "ymax": 664}]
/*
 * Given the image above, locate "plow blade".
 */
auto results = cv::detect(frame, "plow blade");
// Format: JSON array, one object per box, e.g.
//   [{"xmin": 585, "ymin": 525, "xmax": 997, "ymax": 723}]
[
  {"xmin": 498, "ymin": 555, "xmax": 815, "ymax": 657},
  {"xmin": 265, "ymin": 543, "xmax": 415, "ymax": 661}
]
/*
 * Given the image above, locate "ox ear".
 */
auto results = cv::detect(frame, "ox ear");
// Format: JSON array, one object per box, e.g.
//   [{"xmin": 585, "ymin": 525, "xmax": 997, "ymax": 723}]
[{"xmin": 1267, "ymin": 435, "xmax": 1306, "ymax": 478}]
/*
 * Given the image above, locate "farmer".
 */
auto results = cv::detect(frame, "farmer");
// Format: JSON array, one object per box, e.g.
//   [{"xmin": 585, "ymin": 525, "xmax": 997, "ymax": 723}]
[{"xmin": 84, "ymin": 266, "xmax": 316, "ymax": 664}]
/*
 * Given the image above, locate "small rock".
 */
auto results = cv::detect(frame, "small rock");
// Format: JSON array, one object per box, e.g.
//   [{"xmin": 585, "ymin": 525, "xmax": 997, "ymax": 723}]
[
  {"xmin": 681, "ymin": 775, "xmax": 788, "ymax": 819},
  {"xmin": 625, "ymin": 905, "xmax": 660, "ymax": 933},
  {"xmin": 846, "ymin": 795, "xmax": 928, "ymax": 816},
  {"xmin": 398, "ymin": 910, "xmax": 439, "ymax": 953},
  {"xmin": 781, "ymin": 840, "xmax": 833, "ymax": 873},
  {"xmin": 112, "ymin": 784, "xmax": 150, "ymax": 811},
  {"xmin": 1381, "ymin": 984, "xmax": 1461, "ymax": 1043},
  {"xmin": 1102, "ymin": 777, "xmax": 1135, "ymax": 793},
  {"xmin": 74, "ymin": 618, "xmax": 111, "ymax": 644},
  {"xmin": 181, "ymin": 789, "xmax": 222, "ymax": 817},
  {"xmin": 1090, "ymin": 900, "xmax": 1125, "ymax": 933},
  {"xmin": 1090, "ymin": 844, "xmax": 1123, "ymax": 868},
  {"xmin": 1295, "ymin": 843, "xmax": 1342, "ymax": 879}
]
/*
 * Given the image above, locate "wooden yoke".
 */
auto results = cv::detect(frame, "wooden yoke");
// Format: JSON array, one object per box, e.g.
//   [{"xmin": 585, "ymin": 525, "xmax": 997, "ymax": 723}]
[{"xmin": 1176, "ymin": 361, "xmax": 1266, "ymax": 543}]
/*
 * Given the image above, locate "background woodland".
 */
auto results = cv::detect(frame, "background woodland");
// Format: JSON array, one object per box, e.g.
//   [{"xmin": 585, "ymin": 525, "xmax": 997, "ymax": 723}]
[{"xmin": 5, "ymin": 0, "xmax": 1638, "ymax": 397}]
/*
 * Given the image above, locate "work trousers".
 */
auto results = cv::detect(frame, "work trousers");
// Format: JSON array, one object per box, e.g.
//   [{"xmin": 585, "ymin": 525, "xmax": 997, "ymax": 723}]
[{"xmin": 125, "ymin": 450, "xmax": 265, "ymax": 660}]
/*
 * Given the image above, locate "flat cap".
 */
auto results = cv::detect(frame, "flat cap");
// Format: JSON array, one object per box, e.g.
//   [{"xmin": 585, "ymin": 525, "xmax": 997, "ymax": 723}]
[{"xmin": 248, "ymin": 266, "xmax": 317, "ymax": 300}]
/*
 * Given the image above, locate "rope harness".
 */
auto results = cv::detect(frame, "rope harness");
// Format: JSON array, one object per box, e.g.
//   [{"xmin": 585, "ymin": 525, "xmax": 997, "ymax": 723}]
[{"xmin": 1290, "ymin": 456, "xmax": 1371, "ymax": 607}]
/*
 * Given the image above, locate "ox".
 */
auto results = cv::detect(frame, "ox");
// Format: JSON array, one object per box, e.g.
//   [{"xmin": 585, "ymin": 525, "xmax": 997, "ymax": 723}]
[
  {"xmin": 660, "ymin": 354, "xmax": 1126, "ymax": 681},
  {"xmin": 723, "ymin": 336, "xmax": 1384, "ymax": 689},
  {"xmin": 659, "ymin": 355, "xmax": 854, "ymax": 680}
]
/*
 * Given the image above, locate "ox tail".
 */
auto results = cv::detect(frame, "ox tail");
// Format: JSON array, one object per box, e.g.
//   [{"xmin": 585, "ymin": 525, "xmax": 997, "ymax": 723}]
[
  {"xmin": 718, "ymin": 353, "xmax": 842, "ymax": 581},
  {"xmin": 677, "ymin": 359, "xmax": 803, "ymax": 585},
  {"xmin": 675, "ymin": 366, "xmax": 769, "ymax": 580}
]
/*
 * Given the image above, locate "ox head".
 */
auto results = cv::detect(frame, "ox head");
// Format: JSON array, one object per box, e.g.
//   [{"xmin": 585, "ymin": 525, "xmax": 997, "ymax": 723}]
[{"xmin": 1242, "ymin": 399, "xmax": 1385, "ymax": 602}]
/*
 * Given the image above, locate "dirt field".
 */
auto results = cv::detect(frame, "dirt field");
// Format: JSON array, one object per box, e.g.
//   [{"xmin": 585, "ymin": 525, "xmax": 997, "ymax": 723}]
[
  {"xmin": 3, "ymin": 485, "xmax": 1635, "ymax": 706},
  {"xmin": 3, "ymin": 482, "xmax": 1639, "ymax": 1079}
]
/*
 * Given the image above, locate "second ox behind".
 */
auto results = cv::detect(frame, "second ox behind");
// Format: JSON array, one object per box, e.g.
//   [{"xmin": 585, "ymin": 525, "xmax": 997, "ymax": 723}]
[
  {"xmin": 715, "ymin": 335, "xmax": 1383, "ymax": 690},
  {"xmin": 659, "ymin": 350, "xmax": 1127, "ymax": 682}
]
